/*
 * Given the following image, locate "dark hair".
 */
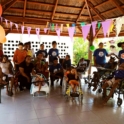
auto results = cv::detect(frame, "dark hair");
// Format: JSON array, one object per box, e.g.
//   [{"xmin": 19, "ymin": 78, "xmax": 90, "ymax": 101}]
[
  {"xmin": 2, "ymin": 55, "xmax": 8, "ymax": 60},
  {"xmin": 40, "ymin": 44, "xmax": 44, "ymax": 46},
  {"xmin": 66, "ymin": 55, "xmax": 70, "ymax": 58},
  {"xmin": 110, "ymin": 45, "xmax": 116, "ymax": 48},
  {"xmin": 99, "ymin": 42, "xmax": 103, "ymax": 45},
  {"xmin": 117, "ymin": 42, "xmax": 124, "ymax": 47},
  {"xmin": 18, "ymin": 42, "xmax": 23, "ymax": 46},
  {"xmin": 36, "ymin": 52, "xmax": 43, "ymax": 56},
  {"xmin": 52, "ymin": 41, "xmax": 57, "ymax": 45},
  {"xmin": 53, "ymin": 57, "xmax": 58, "ymax": 61},
  {"xmin": 25, "ymin": 55, "xmax": 31, "ymax": 60}
]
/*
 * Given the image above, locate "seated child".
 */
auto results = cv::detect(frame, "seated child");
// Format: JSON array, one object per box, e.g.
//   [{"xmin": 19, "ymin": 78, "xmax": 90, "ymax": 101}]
[
  {"xmin": 76, "ymin": 58, "xmax": 87, "ymax": 72},
  {"xmin": 102, "ymin": 63, "xmax": 124, "ymax": 104},
  {"xmin": 32, "ymin": 74, "xmax": 44, "ymax": 93},
  {"xmin": 66, "ymin": 68, "xmax": 79, "ymax": 93},
  {"xmin": 62, "ymin": 55, "xmax": 71, "ymax": 70}
]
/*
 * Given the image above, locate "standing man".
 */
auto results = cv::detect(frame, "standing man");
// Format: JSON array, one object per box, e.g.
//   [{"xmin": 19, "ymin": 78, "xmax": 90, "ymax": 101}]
[
  {"xmin": 48, "ymin": 41, "xmax": 59, "ymax": 64},
  {"xmin": 93, "ymin": 42, "xmax": 111, "ymax": 67}
]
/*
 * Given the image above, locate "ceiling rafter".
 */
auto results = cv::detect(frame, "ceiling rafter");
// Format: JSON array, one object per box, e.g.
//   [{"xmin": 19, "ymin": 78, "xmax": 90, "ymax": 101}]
[
  {"xmin": 51, "ymin": 0, "xmax": 58, "ymax": 20},
  {"xmin": 3, "ymin": 0, "xmax": 18, "ymax": 13},
  {"xmin": 87, "ymin": 1, "xmax": 105, "ymax": 21},
  {"xmin": 94, "ymin": 0, "xmax": 109, "ymax": 8},
  {"xmin": 1, "ymin": 0, "xmax": 13, "ymax": 6},
  {"xmin": 22, "ymin": 0, "xmax": 27, "ymax": 25},
  {"xmin": 76, "ymin": 2, "xmax": 86, "ymax": 23},
  {"xmin": 85, "ymin": 0, "xmax": 93, "ymax": 22},
  {"xmin": 109, "ymin": 0, "xmax": 124, "ymax": 15}
]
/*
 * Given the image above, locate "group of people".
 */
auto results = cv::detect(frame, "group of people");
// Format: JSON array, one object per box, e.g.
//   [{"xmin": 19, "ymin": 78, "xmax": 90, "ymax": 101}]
[{"xmin": 93, "ymin": 42, "xmax": 124, "ymax": 104}]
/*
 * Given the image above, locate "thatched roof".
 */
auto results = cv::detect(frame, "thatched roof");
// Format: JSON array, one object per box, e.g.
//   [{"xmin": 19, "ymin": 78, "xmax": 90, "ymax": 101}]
[{"xmin": 1, "ymin": 0, "xmax": 124, "ymax": 39}]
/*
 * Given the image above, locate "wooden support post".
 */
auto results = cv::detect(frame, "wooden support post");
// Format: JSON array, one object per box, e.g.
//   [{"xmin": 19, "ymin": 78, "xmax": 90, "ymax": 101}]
[{"xmin": 88, "ymin": 26, "xmax": 93, "ymax": 75}]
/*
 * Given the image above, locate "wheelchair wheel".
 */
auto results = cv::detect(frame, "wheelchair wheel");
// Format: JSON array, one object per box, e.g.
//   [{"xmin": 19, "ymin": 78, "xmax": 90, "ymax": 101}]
[
  {"xmin": 98, "ymin": 88, "xmax": 102, "ymax": 93},
  {"xmin": 117, "ymin": 98, "xmax": 122, "ymax": 107}
]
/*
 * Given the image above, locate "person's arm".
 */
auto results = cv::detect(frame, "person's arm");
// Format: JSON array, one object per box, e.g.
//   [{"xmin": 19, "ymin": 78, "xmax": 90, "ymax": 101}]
[
  {"xmin": 19, "ymin": 67, "xmax": 30, "ymax": 82},
  {"xmin": 31, "ymin": 68, "xmax": 36, "ymax": 76},
  {"xmin": 93, "ymin": 50, "xmax": 97, "ymax": 66}
]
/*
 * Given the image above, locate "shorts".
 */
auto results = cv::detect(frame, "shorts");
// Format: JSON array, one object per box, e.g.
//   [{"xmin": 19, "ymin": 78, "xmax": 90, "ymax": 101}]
[
  {"xmin": 69, "ymin": 80, "xmax": 79, "ymax": 85},
  {"xmin": 106, "ymin": 78, "xmax": 115, "ymax": 86}
]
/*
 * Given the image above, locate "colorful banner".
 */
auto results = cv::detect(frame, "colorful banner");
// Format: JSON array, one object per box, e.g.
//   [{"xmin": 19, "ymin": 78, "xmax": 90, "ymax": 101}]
[
  {"xmin": 66, "ymin": 24, "xmax": 69, "ymax": 28},
  {"xmin": 81, "ymin": 24, "xmax": 91, "ymax": 41},
  {"xmin": 44, "ymin": 28, "xmax": 48, "ymax": 33},
  {"xmin": 27, "ymin": 27, "xmax": 31, "ymax": 37},
  {"xmin": 101, "ymin": 20, "xmax": 112, "ymax": 37},
  {"xmin": 80, "ymin": 22, "xmax": 85, "ymax": 26},
  {"xmin": 10, "ymin": 22, "xmax": 13, "ymax": 30},
  {"xmin": 35, "ymin": 28, "xmax": 40, "ymax": 39},
  {"xmin": 5, "ymin": 19, "xmax": 8, "ymax": 27},
  {"xmin": 21, "ymin": 26, "xmax": 24, "ymax": 34},
  {"xmin": 56, "ymin": 28, "xmax": 61, "ymax": 40},
  {"xmin": 91, "ymin": 21, "xmax": 97, "ymax": 36},
  {"xmin": 15, "ymin": 23, "xmax": 18, "ymax": 30},
  {"xmin": 67, "ymin": 27, "xmax": 75, "ymax": 41},
  {"xmin": 97, "ymin": 22, "xmax": 101, "ymax": 29}
]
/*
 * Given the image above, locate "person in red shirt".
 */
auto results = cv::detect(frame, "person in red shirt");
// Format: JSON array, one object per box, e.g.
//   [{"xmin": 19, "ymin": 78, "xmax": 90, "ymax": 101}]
[
  {"xmin": 0, "ymin": 44, "xmax": 3, "ymax": 62},
  {"xmin": 13, "ymin": 42, "xmax": 27, "ymax": 71}
]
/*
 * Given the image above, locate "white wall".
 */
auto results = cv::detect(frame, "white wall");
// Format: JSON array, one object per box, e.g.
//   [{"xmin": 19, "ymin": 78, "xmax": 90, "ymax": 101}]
[{"xmin": 4, "ymin": 33, "xmax": 73, "ymax": 61}]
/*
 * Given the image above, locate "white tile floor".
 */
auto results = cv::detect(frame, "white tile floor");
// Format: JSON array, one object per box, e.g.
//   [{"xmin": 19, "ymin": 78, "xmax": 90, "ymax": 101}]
[{"xmin": 0, "ymin": 80, "xmax": 124, "ymax": 124}]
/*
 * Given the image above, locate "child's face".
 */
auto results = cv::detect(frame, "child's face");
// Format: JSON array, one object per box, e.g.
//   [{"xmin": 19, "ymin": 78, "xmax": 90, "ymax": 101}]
[
  {"xmin": 71, "ymin": 69, "xmax": 75, "ymax": 74},
  {"xmin": 65, "ymin": 56, "xmax": 69, "ymax": 60},
  {"xmin": 52, "ymin": 43, "xmax": 57, "ymax": 48}
]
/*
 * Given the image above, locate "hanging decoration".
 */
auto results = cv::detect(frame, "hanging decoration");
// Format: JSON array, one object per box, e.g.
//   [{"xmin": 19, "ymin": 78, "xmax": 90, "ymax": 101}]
[
  {"xmin": 67, "ymin": 27, "xmax": 75, "ymax": 41},
  {"xmin": 101, "ymin": 20, "xmax": 112, "ymax": 37},
  {"xmin": 35, "ymin": 28, "xmax": 40, "ymax": 39},
  {"xmin": 15, "ymin": 24, "xmax": 18, "ymax": 30},
  {"xmin": 0, "ymin": 4, "xmax": 2, "ymax": 17},
  {"xmin": 66, "ymin": 24, "xmax": 69, "ymax": 28},
  {"xmin": 5, "ymin": 19, "xmax": 8, "ymax": 27},
  {"xmin": 80, "ymin": 22, "xmax": 85, "ymax": 26},
  {"xmin": 60, "ymin": 24, "xmax": 63, "ymax": 32},
  {"xmin": 81, "ymin": 24, "xmax": 91, "ymax": 41},
  {"xmin": 91, "ymin": 21, "xmax": 97, "ymax": 36},
  {"xmin": 21, "ymin": 26, "xmax": 24, "ymax": 34},
  {"xmin": 56, "ymin": 28, "xmax": 61, "ymax": 40},
  {"xmin": 51, "ymin": 23, "xmax": 54, "ymax": 31},
  {"xmin": 44, "ymin": 28, "xmax": 48, "ymax": 33},
  {"xmin": 55, "ymin": 24, "xmax": 58, "ymax": 29},
  {"xmin": 0, "ymin": 25, "xmax": 5, "ymax": 42},
  {"xmin": 10, "ymin": 22, "xmax": 13, "ymax": 30},
  {"xmin": 27, "ymin": 27, "xmax": 31, "ymax": 37},
  {"xmin": 90, "ymin": 45, "xmax": 95, "ymax": 51}
]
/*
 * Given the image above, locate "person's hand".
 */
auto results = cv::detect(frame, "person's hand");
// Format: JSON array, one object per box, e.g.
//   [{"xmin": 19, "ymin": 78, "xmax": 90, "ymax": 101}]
[{"xmin": 27, "ymin": 77, "xmax": 30, "ymax": 83}]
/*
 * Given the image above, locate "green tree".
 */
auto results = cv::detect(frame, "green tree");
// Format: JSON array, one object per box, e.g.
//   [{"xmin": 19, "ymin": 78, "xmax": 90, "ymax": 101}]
[{"xmin": 73, "ymin": 38, "xmax": 89, "ymax": 64}]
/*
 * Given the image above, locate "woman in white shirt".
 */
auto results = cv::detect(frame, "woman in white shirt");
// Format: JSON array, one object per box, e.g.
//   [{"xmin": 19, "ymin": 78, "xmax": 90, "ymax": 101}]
[{"xmin": 0, "ymin": 55, "xmax": 14, "ymax": 96}]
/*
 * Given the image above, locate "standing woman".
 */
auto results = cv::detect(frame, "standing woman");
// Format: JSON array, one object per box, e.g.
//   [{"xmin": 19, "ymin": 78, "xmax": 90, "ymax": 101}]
[
  {"xmin": 118, "ymin": 42, "xmax": 124, "ymax": 64},
  {"xmin": 13, "ymin": 42, "xmax": 27, "ymax": 71}
]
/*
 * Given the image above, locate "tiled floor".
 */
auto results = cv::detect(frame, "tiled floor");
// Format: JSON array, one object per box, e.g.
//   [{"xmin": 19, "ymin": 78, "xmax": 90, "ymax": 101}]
[{"xmin": 0, "ymin": 80, "xmax": 124, "ymax": 124}]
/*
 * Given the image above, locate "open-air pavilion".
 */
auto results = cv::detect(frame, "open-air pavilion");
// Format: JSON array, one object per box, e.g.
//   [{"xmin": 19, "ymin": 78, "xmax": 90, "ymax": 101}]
[{"xmin": 0, "ymin": 0, "xmax": 124, "ymax": 124}]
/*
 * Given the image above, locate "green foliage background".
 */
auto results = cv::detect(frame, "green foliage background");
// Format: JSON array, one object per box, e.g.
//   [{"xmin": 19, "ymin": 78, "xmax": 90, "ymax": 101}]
[{"xmin": 73, "ymin": 37, "xmax": 124, "ymax": 64}]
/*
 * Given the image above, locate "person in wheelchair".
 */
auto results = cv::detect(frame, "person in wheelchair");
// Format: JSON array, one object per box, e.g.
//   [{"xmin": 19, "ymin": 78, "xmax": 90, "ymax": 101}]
[
  {"xmin": 65, "ymin": 68, "xmax": 79, "ymax": 93},
  {"xmin": 49, "ymin": 57, "xmax": 64, "ymax": 87},
  {"xmin": 92, "ymin": 56, "xmax": 117, "ymax": 91},
  {"xmin": 62, "ymin": 55, "xmax": 71, "ymax": 70},
  {"xmin": 102, "ymin": 63, "xmax": 124, "ymax": 105},
  {"xmin": 76, "ymin": 58, "xmax": 88, "ymax": 72},
  {"xmin": 33, "ymin": 53, "xmax": 49, "ymax": 79},
  {"xmin": 0, "ymin": 55, "xmax": 14, "ymax": 96}
]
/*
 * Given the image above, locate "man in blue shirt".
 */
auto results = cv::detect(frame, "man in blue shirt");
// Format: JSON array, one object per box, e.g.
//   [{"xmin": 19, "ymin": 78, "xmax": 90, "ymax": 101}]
[
  {"xmin": 48, "ymin": 41, "xmax": 59, "ymax": 64},
  {"xmin": 118, "ymin": 42, "xmax": 124, "ymax": 64},
  {"xmin": 36, "ymin": 44, "xmax": 47, "ymax": 62},
  {"xmin": 49, "ymin": 58, "xmax": 64, "ymax": 86},
  {"xmin": 93, "ymin": 42, "xmax": 111, "ymax": 67}
]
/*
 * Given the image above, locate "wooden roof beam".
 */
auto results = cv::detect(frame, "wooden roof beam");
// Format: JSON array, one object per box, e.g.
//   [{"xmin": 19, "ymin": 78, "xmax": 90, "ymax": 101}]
[
  {"xmin": 3, "ymin": 0, "xmax": 18, "ymax": 13},
  {"xmin": 94, "ymin": 0, "xmax": 109, "ymax": 8},
  {"xmin": 76, "ymin": 2, "xmax": 86, "ymax": 23},
  {"xmin": 87, "ymin": 1, "xmax": 105, "ymax": 21},
  {"xmin": 85, "ymin": 0, "xmax": 93, "ymax": 22},
  {"xmin": 51, "ymin": 0, "xmax": 58, "ymax": 20},
  {"xmin": 1, "ymin": 0, "xmax": 13, "ymax": 6},
  {"xmin": 22, "ymin": 0, "xmax": 27, "ymax": 25},
  {"xmin": 109, "ymin": 0, "xmax": 124, "ymax": 15}
]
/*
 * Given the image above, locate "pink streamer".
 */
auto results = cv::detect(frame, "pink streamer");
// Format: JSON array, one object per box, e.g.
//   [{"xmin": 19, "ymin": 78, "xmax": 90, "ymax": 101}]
[
  {"xmin": 15, "ymin": 23, "xmax": 18, "ymax": 30},
  {"xmin": 81, "ymin": 24, "xmax": 91, "ymax": 41},
  {"xmin": 27, "ymin": 27, "xmax": 31, "ymax": 37},
  {"xmin": 56, "ymin": 28, "xmax": 61, "ymax": 40},
  {"xmin": 101, "ymin": 20, "xmax": 112, "ymax": 37},
  {"xmin": 10, "ymin": 22, "xmax": 13, "ymax": 30},
  {"xmin": 5, "ymin": 19, "xmax": 8, "ymax": 27},
  {"xmin": 21, "ymin": 26, "xmax": 25, "ymax": 34},
  {"xmin": 44, "ymin": 28, "xmax": 48, "ymax": 33},
  {"xmin": 67, "ymin": 27, "xmax": 75, "ymax": 41},
  {"xmin": 91, "ymin": 21, "xmax": 97, "ymax": 36},
  {"xmin": 36, "ymin": 28, "xmax": 40, "ymax": 39}
]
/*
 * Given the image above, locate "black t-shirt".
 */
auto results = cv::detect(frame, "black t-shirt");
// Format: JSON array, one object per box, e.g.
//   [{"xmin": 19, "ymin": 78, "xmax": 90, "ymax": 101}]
[{"xmin": 19, "ymin": 61, "xmax": 34, "ymax": 76}]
